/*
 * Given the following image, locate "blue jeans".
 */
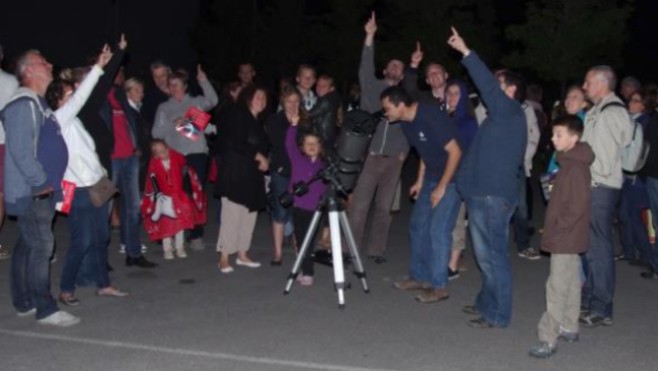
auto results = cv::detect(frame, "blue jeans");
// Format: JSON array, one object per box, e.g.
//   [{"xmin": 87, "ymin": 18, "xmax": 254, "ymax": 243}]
[
  {"xmin": 60, "ymin": 188, "xmax": 111, "ymax": 293},
  {"xmin": 619, "ymin": 175, "xmax": 651, "ymax": 262},
  {"xmin": 409, "ymin": 180, "xmax": 461, "ymax": 289},
  {"xmin": 268, "ymin": 172, "xmax": 292, "ymax": 224},
  {"xmin": 112, "ymin": 156, "xmax": 142, "ymax": 258},
  {"xmin": 513, "ymin": 177, "xmax": 531, "ymax": 252},
  {"xmin": 646, "ymin": 177, "xmax": 658, "ymax": 272},
  {"xmin": 466, "ymin": 195, "xmax": 517, "ymax": 327},
  {"xmin": 11, "ymin": 196, "xmax": 59, "ymax": 319},
  {"xmin": 582, "ymin": 186, "xmax": 620, "ymax": 318}
]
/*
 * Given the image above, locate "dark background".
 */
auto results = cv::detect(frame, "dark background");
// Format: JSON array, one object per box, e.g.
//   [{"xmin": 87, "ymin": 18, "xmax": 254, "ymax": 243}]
[{"xmin": 1, "ymin": 0, "xmax": 656, "ymax": 102}]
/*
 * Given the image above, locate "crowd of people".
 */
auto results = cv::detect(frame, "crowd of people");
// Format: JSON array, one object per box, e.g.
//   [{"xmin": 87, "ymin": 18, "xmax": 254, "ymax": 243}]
[{"xmin": 0, "ymin": 13, "xmax": 657, "ymax": 361}]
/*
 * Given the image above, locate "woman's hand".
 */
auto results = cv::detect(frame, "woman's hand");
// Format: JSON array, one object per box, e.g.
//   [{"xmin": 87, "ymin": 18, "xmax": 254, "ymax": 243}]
[{"xmin": 95, "ymin": 44, "xmax": 113, "ymax": 69}]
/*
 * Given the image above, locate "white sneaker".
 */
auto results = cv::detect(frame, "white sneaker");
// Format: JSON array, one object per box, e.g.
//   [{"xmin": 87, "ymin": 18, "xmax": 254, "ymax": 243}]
[
  {"xmin": 175, "ymin": 248, "xmax": 187, "ymax": 258},
  {"xmin": 119, "ymin": 244, "xmax": 126, "ymax": 254},
  {"xmin": 163, "ymin": 250, "xmax": 175, "ymax": 260},
  {"xmin": 38, "ymin": 311, "xmax": 80, "ymax": 327},
  {"xmin": 141, "ymin": 244, "xmax": 148, "ymax": 253},
  {"xmin": 17, "ymin": 308, "xmax": 36, "ymax": 317},
  {"xmin": 236, "ymin": 258, "xmax": 261, "ymax": 268}
]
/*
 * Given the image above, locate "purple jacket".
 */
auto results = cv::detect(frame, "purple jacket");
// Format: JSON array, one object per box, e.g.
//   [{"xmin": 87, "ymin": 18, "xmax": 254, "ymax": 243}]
[{"xmin": 285, "ymin": 126, "xmax": 326, "ymax": 211}]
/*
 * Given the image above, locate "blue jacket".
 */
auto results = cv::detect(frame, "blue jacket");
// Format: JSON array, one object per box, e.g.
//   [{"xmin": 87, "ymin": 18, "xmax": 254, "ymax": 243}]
[
  {"xmin": 99, "ymin": 86, "xmax": 139, "ymax": 153},
  {"xmin": 1, "ymin": 88, "xmax": 52, "ymax": 215},
  {"xmin": 448, "ymin": 79, "xmax": 478, "ymax": 154},
  {"xmin": 456, "ymin": 52, "xmax": 527, "ymax": 203}
]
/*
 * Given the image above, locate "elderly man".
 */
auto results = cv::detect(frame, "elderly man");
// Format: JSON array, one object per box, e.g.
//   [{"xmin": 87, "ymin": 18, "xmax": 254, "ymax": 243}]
[
  {"xmin": 579, "ymin": 66, "xmax": 633, "ymax": 328},
  {"xmin": 141, "ymin": 60, "xmax": 171, "ymax": 125},
  {"xmin": 3, "ymin": 50, "xmax": 79, "ymax": 326}
]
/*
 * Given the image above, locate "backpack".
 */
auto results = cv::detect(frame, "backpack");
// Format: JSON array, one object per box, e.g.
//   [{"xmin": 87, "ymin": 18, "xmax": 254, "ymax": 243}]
[{"xmin": 600, "ymin": 102, "xmax": 650, "ymax": 173}]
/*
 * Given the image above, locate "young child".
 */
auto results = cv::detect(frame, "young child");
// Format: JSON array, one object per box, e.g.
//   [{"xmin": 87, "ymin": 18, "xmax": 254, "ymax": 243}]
[
  {"xmin": 529, "ymin": 115, "xmax": 594, "ymax": 358},
  {"xmin": 286, "ymin": 127, "xmax": 326, "ymax": 286},
  {"xmin": 141, "ymin": 140, "xmax": 207, "ymax": 260}
]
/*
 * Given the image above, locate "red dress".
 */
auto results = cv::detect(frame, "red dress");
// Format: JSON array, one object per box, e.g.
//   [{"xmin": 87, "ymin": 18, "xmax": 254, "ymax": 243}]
[{"xmin": 141, "ymin": 150, "xmax": 207, "ymax": 241}]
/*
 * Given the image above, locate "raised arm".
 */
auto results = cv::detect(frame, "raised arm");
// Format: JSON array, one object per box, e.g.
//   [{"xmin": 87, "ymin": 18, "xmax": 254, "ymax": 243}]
[
  {"xmin": 359, "ymin": 12, "xmax": 378, "ymax": 85},
  {"xmin": 402, "ymin": 41, "xmax": 424, "ymax": 99},
  {"xmin": 195, "ymin": 64, "xmax": 219, "ymax": 111}
]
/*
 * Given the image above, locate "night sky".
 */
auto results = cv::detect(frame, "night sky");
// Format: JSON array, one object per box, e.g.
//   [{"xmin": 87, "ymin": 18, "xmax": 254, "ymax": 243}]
[{"xmin": 1, "ymin": 0, "xmax": 658, "ymax": 86}]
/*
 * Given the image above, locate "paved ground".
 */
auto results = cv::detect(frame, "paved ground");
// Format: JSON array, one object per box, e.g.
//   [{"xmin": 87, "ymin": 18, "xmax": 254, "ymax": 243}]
[{"xmin": 0, "ymin": 166, "xmax": 656, "ymax": 371}]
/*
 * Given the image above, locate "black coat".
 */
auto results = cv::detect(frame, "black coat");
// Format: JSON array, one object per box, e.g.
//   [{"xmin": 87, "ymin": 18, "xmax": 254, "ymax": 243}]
[
  {"xmin": 265, "ymin": 111, "xmax": 293, "ymax": 177},
  {"xmin": 215, "ymin": 106, "xmax": 269, "ymax": 211}
]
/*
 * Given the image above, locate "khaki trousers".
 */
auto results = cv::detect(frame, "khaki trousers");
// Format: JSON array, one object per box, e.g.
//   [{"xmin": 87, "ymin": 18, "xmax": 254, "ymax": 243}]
[{"xmin": 216, "ymin": 198, "xmax": 257, "ymax": 255}]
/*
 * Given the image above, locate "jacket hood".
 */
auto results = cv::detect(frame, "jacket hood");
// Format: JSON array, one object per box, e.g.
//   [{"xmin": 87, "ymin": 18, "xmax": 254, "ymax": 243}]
[
  {"xmin": 557, "ymin": 141, "xmax": 595, "ymax": 166},
  {"xmin": 447, "ymin": 79, "xmax": 470, "ymax": 120}
]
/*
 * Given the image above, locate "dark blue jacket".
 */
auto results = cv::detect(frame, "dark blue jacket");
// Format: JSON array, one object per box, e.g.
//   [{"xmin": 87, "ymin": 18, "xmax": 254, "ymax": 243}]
[
  {"xmin": 99, "ymin": 86, "xmax": 140, "ymax": 155},
  {"xmin": 448, "ymin": 79, "xmax": 478, "ymax": 154},
  {"xmin": 456, "ymin": 52, "xmax": 526, "ymax": 203}
]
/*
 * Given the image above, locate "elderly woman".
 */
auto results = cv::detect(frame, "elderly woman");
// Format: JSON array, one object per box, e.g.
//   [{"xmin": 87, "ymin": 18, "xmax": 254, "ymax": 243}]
[
  {"xmin": 152, "ymin": 65, "xmax": 218, "ymax": 250},
  {"xmin": 215, "ymin": 85, "xmax": 270, "ymax": 273}
]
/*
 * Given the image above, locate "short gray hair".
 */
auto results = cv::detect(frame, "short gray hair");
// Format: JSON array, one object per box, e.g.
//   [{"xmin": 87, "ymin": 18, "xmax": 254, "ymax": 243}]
[
  {"xmin": 589, "ymin": 65, "xmax": 617, "ymax": 92},
  {"xmin": 14, "ymin": 49, "xmax": 41, "ymax": 80}
]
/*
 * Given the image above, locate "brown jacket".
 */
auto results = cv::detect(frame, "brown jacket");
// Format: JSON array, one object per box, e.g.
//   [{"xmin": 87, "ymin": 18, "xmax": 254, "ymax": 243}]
[{"xmin": 540, "ymin": 142, "xmax": 595, "ymax": 254}]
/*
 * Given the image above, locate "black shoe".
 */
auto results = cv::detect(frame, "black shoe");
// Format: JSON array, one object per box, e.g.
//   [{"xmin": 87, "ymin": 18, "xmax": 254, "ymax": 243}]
[
  {"xmin": 126, "ymin": 255, "xmax": 158, "ymax": 268},
  {"xmin": 640, "ymin": 270, "xmax": 658, "ymax": 280},
  {"xmin": 579, "ymin": 313, "xmax": 613, "ymax": 327},
  {"xmin": 467, "ymin": 317, "xmax": 493, "ymax": 329},
  {"xmin": 448, "ymin": 268, "xmax": 460, "ymax": 280},
  {"xmin": 107, "ymin": 264, "xmax": 114, "ymax": 272},
  {"xmin": 368, "ymin": 256, "xmax": 387, "ymax": 264},
  {"xmin": 462, "ymin": 305, "xmax": 479, "ymax": 315},
  {"xmin": 270, "ymin": 260, "xmax": 282, "ymax": 266}
]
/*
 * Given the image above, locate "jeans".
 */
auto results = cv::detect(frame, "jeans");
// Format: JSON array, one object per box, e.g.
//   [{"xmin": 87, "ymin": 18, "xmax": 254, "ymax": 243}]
[
  {"xmin": 60, "ymin": 188, "xmax": 111, "ymax": 293},
  {"xmin": 185, "ymin": 153, "xmax": 208, "ymax": 240},
  {"xmin": 618, "ymin": 175, "xmax": 651, "ymax": 262},
  {"xmin": 408, "ymin": 181, "xmax": 461, "ymax": 289},
  {"xmin": 268, "ymin": 172, "xmax": 292, "ymax": 224},
  {"xmin": 646, "ymin": 177, "xmax": 658, "ymax": 272},
  {"xmin": 11, "ymin": 196, "xmax": 59, "ymax": 319},
  {"xmin": 513, "ymin": 177, "xmax": 531, "ymax": 252},
  {"xmin": 112, "ymin": 156, "xmax": 142, "ymax": 258},
  {"xmin": 466, "ymin": 195, "xmax": 517, "ymax": 327},
  {"xmin": 582, "ymin": 186, "xmax": 620, "ymax": 318}
]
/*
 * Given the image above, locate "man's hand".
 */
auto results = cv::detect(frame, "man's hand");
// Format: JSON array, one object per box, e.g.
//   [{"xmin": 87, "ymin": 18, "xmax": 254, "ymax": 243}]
[
  {"xmin": 118, "ymin": 33, "xmax": 127, "ymax": 50},
  {"xmin": 430, "ymin": 185, "xmax": 446, "ymax": 208},
  {"xmin": 255, "ymin": 153, "xmax": 269, "ymax": 172},
  {"xmin": 409, "ymin": 181, "xmax": 422, "ymax": 200},
  {"xmin": 197, "ymin": 64, "xmax": 207, "ymax": 82},
  {"xmin": 96, "ymin": 44, "xmax": 113, "ymax": 69},
  {"xmin": 364, "ymin": 12, "xmax": 377, "ymax": 36},
  {"xmin": 447, "ymin": 27, "xmax": 470, "ymax": 57},
  {"xmin": 410, "ymin": 41, "xmax": 423, "ymax": 69}
]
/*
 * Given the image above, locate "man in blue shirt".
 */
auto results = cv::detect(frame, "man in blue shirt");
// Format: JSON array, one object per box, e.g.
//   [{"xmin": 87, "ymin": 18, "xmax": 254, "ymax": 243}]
[
  {"xmin": 3, "ymin": 50, "xmax": 79, "ymax": 327},
  {"xmin": 448, "ymin": 28, "xmax": 527, "ymax": 328},
  {"xmin": 381, "ymin": 86, "xmax": 462, "ymax": 303}
]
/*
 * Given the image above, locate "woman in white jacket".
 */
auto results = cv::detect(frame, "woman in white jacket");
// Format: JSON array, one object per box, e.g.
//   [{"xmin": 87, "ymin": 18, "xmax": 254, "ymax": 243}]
[{"xmin": 47, "ymin": 45, "xmax": 127, "ymax": 306}]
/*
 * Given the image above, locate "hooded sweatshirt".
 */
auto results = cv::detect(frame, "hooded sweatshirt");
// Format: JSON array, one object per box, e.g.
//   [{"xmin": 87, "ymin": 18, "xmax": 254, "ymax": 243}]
[{"xmin": 447, "ymin": 80, "xmax": 478, "ymax": 154}]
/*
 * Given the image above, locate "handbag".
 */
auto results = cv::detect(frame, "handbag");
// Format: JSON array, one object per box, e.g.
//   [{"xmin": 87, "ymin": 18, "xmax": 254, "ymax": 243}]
[
  {"xmin": 88, "ymin": 176, "xmax": 118, "ymax": 207},
  {"xmin": 149, "ymin": 173, "xmax": 177, "ymax": 221}
]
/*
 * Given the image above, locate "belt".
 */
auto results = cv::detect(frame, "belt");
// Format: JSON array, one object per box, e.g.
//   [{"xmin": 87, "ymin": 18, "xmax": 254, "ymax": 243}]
[{"xmin": 33, "ymin": 192, "xmax": 52, "ymax": 200}]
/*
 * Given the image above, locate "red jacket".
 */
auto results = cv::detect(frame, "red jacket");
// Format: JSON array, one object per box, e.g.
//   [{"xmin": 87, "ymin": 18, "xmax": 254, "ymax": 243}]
[
  {"xmin": 141, "ymin": 149, "xmax": 206, "ymax": 241},
  {"xmin": 540, "ymin": 142, "xmax": 594, "ymax": 254}
]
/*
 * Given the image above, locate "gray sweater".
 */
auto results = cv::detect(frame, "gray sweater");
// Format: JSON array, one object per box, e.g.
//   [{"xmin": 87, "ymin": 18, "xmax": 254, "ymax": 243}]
[
  {"xmin": 358, "ymin": 45, "xmax": 409, "ymax": 156},
  {"xmin": 152, "ymin": 80, "xmax": 218, "ymax": 155}
]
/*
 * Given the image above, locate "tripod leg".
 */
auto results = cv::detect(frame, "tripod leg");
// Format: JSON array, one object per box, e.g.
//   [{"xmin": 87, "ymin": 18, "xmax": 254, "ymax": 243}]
[
  {"xmin": 328, "ymin": 211, "xmax": 347, "ymax": 309},
  {"xmin": 339, "ymin": 211, "xmax": 369, "ymax": 293},
  {"xmin": 284, "ymin": 210, "xmax": 323, "ymax": 295}
]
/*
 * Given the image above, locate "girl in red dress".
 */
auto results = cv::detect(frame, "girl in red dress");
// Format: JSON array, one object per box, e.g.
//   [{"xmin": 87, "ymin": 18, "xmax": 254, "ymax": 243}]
[{"xmin": 141, "ymin": 140, "xmax": 207, "ymax": 259}]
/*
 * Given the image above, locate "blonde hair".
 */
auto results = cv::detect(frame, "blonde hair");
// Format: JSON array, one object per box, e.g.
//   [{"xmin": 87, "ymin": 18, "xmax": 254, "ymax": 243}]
[{"xmin": 124, "ymin": 77, "xmax": 143, "ymax": 93}]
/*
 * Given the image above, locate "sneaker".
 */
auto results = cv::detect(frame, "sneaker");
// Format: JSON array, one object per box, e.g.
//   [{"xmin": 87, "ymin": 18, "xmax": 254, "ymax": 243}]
[
  {"xmin": 141, "ymin": 244, "xmax": 148, "ymax": 253},
  {"xmin": 467, "ymin": 317, "xmax": 493, "ymax": 329},
  {"xmin": 518, "ymin": 248, "xmax": 541, "ymax": 260},
  {"xmin": 0, "ymin": 245, "xmax": 10, "ymax": 260},
  {"xmin": 17, "ymin": 308, "xmax": 36, "ymax": 317},
  {"xmin": 462, "ymin": 305, "xmax": 479, "ymax": 315},
  {"xmin": 189, "ymin": 238, "xmax": 205, "ymax": 251},
  {"xmin": 448, "ymin": 268, "xmax": 460, "ymax": 280},
  {"xmin": 37, "ymin": 311, "xmax": 80, "ymax": 327},
  {"xmin": 579, "ymin": 313, "xmax": 613, "ymax": 327},
  {"xmin": 175, "ymin": 248, "xmax": 187, "ymax": 258},
  {"xmin": 119, "ymin": 244, "xmax": 126, "ymax": 254},
  {"xmin": 393, "ymin": 279, "xmax": 429, "ymax": 291},
  {"xmin": 415, "ymin": 288, "xmax": 449, "ymax": 303},
  {"xmin": 296, "ymin": 275, "xmax": 314, "ymax": 286},
  {"xmin": 529, "ymin": 342, "xmax": 557, "ymax": 358},
  {"xmin": 640, "ymin": 270, "xmax": 658, "ymax": 280},
  {"xmin": 163, "ymin": 250, "xmax": 174, "ymax": 260},
  {"xmin": 558, "ymin": 328, "xmax": 579, "ymax": 343}
]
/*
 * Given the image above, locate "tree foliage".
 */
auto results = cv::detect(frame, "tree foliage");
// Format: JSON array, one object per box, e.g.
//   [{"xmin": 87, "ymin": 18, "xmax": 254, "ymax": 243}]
[{"xmin": 503, "ymin": 0, "xmax": 634, "ymax": 89}]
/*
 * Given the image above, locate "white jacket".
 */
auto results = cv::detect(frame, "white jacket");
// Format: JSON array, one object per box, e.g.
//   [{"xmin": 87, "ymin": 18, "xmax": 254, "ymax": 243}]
[{"xmin": 56, "ymin": 65, "xmax": 107, "ymax": 187}]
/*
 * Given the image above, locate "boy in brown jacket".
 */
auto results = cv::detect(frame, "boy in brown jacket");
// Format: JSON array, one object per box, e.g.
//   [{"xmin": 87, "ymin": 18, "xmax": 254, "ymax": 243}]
[{"xmin": 529, "ymin": 115, "xmax": 595, "ymax": 358}]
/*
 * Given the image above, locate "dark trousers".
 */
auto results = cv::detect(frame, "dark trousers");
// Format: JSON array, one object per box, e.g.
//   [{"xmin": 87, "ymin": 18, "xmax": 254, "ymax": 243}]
[
  {"xmin": 185, "ymin": 153, "xmax": 208, "ymax": 239},
  {"xmin": 293, "ymin": 207, "xmax": 317, "ymax": 276}
]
